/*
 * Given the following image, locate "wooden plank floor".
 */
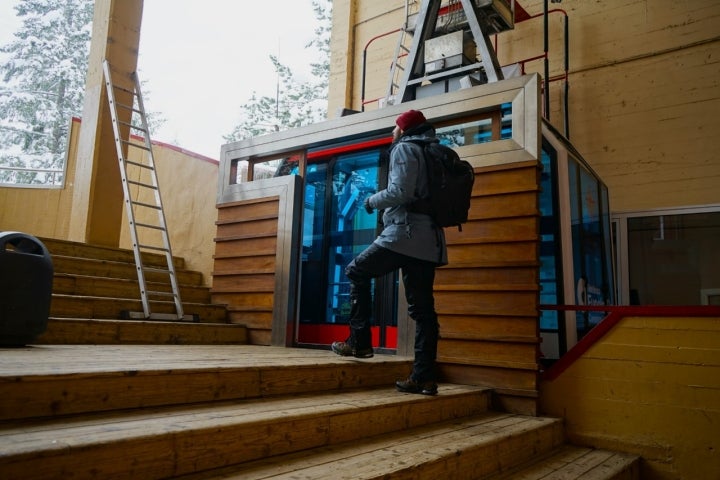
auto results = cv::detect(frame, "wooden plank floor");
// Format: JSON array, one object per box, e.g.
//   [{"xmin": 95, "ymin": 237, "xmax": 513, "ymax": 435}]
[
  {"xmin": 0, "ymin": 344, "xmax": 410, "ymax": 377},
  {"xmin": 0, "ymin": 345, "xmax": 416, "ymax": 420}
]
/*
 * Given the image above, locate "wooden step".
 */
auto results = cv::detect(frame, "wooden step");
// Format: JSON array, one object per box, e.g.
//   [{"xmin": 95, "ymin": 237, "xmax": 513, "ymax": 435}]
[
  {"xmin": 37, "ymin": 318, "xmax": 248, "ymax": 345},
  {"xmin": 0, "ymin": 345, "xmax": 413, "ymax": 421},
  {"xmin": 173, "ymin": 413, "xmax": 564, "ymax": 480},
  {"xmin": 0, "ymin": 385, "xmax": 492, "ymax": 480},
  {"xmin": 40, "ymin": 237, "xmax": 186, "ymax": 270},
  {"xmin": 52, "ymin": 255, "xmax": 204, "ymax": 286},
  {"xmin": 488, "ymin": 444, "xmax": 640, "ymax": 480},
  {"xmin": 49, "ymin": 294, "xmax": 228, "ymax": 323},
  {"xmin": 53, "ymin": 273, "xmax": 212, "ymax": 303}
]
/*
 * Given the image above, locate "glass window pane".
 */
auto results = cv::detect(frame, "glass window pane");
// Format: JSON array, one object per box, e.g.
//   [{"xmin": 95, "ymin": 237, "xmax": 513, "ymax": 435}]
[
  {"xmin": 628, "ymin": 212, "xmax": 720, "ymax": 305},
  {"xmin": 435, "ymin": 103, "xmax": 512, "ymax": 147},
  {"xmin": 568, "ymin": 157, "xmax": 612, "ymax": 338},
  {"xmin": 253, "ymin": 155, "xmax": 300, "ymax": 180}
]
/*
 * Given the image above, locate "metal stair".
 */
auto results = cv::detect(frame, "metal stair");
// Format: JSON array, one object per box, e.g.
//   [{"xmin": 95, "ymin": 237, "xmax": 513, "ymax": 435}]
[{"xmin": 101, "ymin": 59, "xmax": 187, "ymax": 320}]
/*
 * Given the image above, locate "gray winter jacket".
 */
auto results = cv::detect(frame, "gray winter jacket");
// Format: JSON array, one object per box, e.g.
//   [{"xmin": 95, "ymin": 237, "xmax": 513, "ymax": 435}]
[{"xmin": 365, "ymin": 125, "xmax": 448, "ymax": 266}]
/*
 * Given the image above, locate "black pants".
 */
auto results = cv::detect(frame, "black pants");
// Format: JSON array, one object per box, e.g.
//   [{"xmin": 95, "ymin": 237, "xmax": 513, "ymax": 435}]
[{"xmin": 344, "ymin": 243, "xmax": 439, "ymax": 383}]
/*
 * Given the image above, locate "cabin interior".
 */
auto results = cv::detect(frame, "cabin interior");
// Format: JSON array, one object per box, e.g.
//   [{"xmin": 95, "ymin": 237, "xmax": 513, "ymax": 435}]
[{"xmin": 1, "ymin": 1, "xmax": 719, "ymax": 479}]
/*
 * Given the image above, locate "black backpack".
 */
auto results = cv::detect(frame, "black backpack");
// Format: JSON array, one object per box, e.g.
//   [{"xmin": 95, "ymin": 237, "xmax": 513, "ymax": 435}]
[{"xmin": 408, "ymin": 140, "xmax": 475, "ymax": 230}]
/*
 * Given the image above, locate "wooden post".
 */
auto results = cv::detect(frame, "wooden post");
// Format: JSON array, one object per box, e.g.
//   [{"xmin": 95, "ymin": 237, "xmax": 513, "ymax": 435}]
[{"xmin": 69, "ymin": 0, "xmax": 143, "ymax": 247}]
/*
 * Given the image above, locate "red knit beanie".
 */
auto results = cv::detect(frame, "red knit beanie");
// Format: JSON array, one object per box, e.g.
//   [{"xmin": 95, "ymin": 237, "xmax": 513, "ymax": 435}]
[{"xmin": 395, "ymin": 109, "xmax": 426, "ymax": 131}]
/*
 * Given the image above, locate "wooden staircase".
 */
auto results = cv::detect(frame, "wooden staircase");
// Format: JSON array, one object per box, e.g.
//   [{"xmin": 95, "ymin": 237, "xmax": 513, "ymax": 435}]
[
  {"xmin": 35, "ymin": 237, "xmax": 246, "ymax": 345},
  {"xmin": 0, "ymin": 345, "xmax": 640, "ymax": 480},
  {"xmin": 0, "ymin": 239, "xmax": 641, "ymax": 479}
]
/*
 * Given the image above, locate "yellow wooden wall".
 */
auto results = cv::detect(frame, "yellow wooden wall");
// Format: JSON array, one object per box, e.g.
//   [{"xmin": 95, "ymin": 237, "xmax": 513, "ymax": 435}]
[
  {"xmin": 0, "ymin": 118, "xmax": 81, "ymax": 241},
  {"xmin": 329, "ymin": 0, "xmax": 720, "ymax": 212},
  {"xmin": 540, "ymin": 315, "xmax": 720, "ymax": 479},
  {"xmin": 0, "ymin": 119, "xmax": 219, "ymax": 284}
]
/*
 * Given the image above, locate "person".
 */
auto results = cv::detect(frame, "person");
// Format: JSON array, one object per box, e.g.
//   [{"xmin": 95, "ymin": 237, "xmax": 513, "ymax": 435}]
[{"xmin": 331, "ymin": 109, "xmax": 448, "ymax": 396}]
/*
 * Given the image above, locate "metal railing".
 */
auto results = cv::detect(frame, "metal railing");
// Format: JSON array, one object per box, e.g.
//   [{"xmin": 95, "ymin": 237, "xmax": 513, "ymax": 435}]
[{"xmin": 0, "ymin": 165, "xmax": 65, "ymax": 188}]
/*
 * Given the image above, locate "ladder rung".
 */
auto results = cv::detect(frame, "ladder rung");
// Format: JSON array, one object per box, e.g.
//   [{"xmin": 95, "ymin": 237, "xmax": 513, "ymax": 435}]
[
  {"xmin": 126, "ymin": 159, "xmax": 154, "ymax": 170},
  {"xmin": 115, "ymin": 101, "xmax": 142, "ymax": 114},
  {"xmin": 142, "ymin": 265, "xmax": 171, "ymax": 273},
  {"xmin": 127, "ymin": 179, "xmax": 158, "ymax": 190},
  {"xmin": 131, "ymin": 200, "xmax": 161, "ymax": 210},
  {"xmin": 135, "ymin": 223, "xmax": 165, "ymax": 231},
  {"xmin": 121, "ymin": 140, "xmax": 151, "ymax": 152},
  {"xmin": 113, "ymin": 84, "xmax": 137, "ymax": 96},
  {"xmin": 119, "ymin": 120, "xmax": 148, "ymax": 134}
]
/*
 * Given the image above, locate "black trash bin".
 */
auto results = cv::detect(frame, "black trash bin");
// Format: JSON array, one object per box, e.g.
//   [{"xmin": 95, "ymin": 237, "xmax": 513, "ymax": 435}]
[{"xmin": 0, "ymin": 232, "xmax": 53, "ymax": 346}]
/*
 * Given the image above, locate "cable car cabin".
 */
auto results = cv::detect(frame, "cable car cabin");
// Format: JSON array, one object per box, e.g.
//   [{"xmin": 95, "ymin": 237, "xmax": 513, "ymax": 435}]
[{"xmin": 213, "ymin": 74, "xmax": 614, "ymax": 376}]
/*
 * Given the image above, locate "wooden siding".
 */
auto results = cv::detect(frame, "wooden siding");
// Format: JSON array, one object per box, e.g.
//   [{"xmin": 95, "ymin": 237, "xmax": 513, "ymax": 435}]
[
  {"xmin": 211, "ymin": 197, "xmax": 280, "ymax": 344},
  {"xmin": 541, "ymin": 315, "xmax": 720, "ymax": 479},
  {"xmin": 437, "ymin": 159, "xmax": 541, "ymax": 415}
]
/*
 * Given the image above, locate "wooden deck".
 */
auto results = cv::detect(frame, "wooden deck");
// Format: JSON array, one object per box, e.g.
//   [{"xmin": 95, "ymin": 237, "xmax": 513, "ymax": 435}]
[
  {"xmin": 0, "ymin": 344, "xmax": 391, "ymax": 377},
  {"xmin": 0, "ymin": 344, "xmax": 639, "ymax": 479},
  {"xmin": 0, "ymin": 237, "xmax": 639, "ymax": 479},
  {"xmin": 0, "ymin": 345, "xmax": 413, "ymax": 420}
]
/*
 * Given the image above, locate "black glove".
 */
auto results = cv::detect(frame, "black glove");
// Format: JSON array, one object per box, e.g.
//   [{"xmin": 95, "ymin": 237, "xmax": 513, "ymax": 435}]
[{"xmin": 363, "ymin": 197, "xmax": 374, "ymax": 214}]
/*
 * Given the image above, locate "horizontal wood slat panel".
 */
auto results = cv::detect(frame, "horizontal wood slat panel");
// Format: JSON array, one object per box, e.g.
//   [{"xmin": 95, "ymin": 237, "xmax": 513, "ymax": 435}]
[
  {"xmin": 440, "ymin": 363, "xmax": 539, "ymax": 392},
  {"xmin": 468, "ymin": 191, "xmax": 539, "ymax": 220},
  {"xmin": 213, "ymin": 237, "xmax": 277, "ymax": 257},
  {"xmin": 212, "ymin": 292, "xmax": 274, "ymax": 310},
  {"xmin": 435, "ymin": 291, "xmax": 537, "ymax": 317},
  {"xmin": 440, "ymin": 315, "xmax": 538, "ymax": 340},
  {"xmin": 446, "ymin": 216, "xmax": 539, "ymax": 243},
  {"xmin": 212, "ymin": 255, "xmax": 276, "ymax": 272},
  {"xmin": 216, "ymin": 197, "xmax": 280, "ymax": 223},
  {"xmin": 434, "ymin": 283, "xmax": 538, "ymax": 292},
  {"xmin": 215, "ymin": 218, "xmax": 278, "ymax": 237},
  {"xmin": 247, "ymin": 329, "xmax": 272, "ymax": 345},
  {"xmin": 472, "ymin": 165, "xmax": 540, "ymax": 197},
  {"xmin": 438, "ymin": 338, "xmax": 539, "ymax": 369},
  {"xmin": 211, "ymin": 273, "xmax": 275, "ymax": 293},
  {"xmin": 435, "ymin": 266, "xmax": 537, "ymax": 286},
  {"xmin": 213, "ymin": 190, "xmax": 285, "ymax": 345},
  {"xmin": 431, "ymin": 160, "xmax": 542, "ymax": 408},
  {"xmin": 228, "ymin": 310, "xmax": 272, "ymax": 326},
  {"xmin": 446, "ymin": 241, "xmax": 538, "ymax": 264},
  {"xmin": 228, "ymin": 311, "xmax": 274, "ymax": 330}
]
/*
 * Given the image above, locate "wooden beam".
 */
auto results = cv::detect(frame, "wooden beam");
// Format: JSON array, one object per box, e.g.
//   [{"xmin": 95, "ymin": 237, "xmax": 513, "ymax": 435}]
[{"xmin": 69, "ymin": 0, "xmax": 143, "ymax": 247}]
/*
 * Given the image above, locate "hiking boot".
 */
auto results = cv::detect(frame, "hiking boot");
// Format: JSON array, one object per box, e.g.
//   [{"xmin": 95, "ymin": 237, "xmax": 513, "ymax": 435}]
[
  {"xmin": 395, "ymin": 377, "xmax": 438, "ymax": 396},
  {"xmin": 331, "ymin": 341, "xmax": 374, "ymax": 359}
]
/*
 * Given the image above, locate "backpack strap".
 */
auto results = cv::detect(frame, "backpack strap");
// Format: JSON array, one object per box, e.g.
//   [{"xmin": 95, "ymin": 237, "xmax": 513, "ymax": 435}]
[{"xmin": 404, "ymin": 139, "xmax": 434, "ymax": 216}]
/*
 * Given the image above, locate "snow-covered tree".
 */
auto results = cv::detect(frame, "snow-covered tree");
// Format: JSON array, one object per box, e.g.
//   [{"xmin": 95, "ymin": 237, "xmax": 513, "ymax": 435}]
[
  {"xmin": 0, "ymin": 0, "xmax": 94, "ymax": 185},
  {"xmin": 224, "ymin": 0, "xmax": 331, "ymax": 142}
]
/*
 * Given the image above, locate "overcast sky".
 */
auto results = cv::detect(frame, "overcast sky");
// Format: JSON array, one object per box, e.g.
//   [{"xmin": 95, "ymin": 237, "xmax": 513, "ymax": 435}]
[{"xmin": 1, "ymin": 0, "xmax": 321, "ymax": 159}]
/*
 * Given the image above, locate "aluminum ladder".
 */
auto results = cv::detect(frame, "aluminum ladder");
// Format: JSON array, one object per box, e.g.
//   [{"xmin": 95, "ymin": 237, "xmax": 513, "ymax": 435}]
[
  {"xmin": 102, "ymin": 59, "xmax": 187, "ymax": 321},
  {"xmin": 384, "ymin": 0, "xmax": 415, "ymax": 107}
]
